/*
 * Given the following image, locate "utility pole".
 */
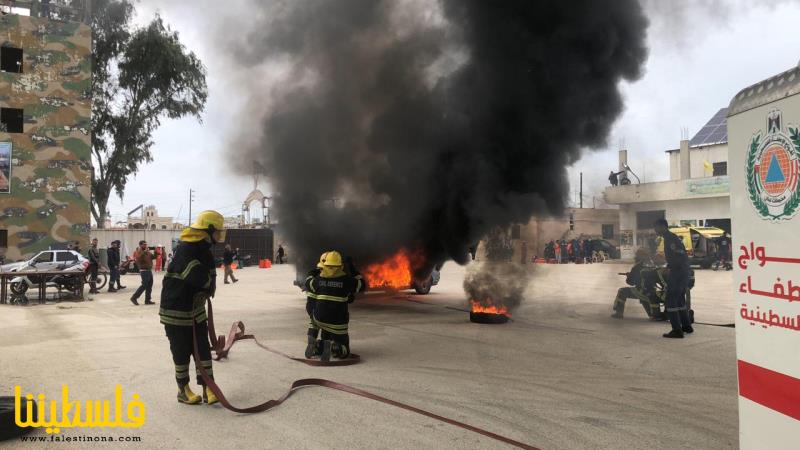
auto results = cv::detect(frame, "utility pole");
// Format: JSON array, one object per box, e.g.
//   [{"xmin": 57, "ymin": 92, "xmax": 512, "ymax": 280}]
[
  {"xmin": 579, "ymin": 172, "xmax": 583, "ymax": 209},
  {"xmin": 189, "ymin": 189, "xmax": 195, "ymax": 225}
]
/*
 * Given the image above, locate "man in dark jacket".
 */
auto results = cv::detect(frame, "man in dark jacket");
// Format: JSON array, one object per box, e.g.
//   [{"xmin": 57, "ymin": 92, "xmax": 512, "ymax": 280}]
[
  {"xmin": 160, "ymin": 210, "xmax": 224, "ymax": 405},
  {"xmin": 222, "ymin": 244, "xmax": 238, "ymax": 284},
  {"xmin": 107, "ymin": 240, "xmax": 121, "ymax": 292},
  {"xmin": 304, "ymin": 251, "xmax": 366, "ymax": 362},
  {"xmin": 655, "ymin": 219, "xmax": 693, "ymax": 338},
  {"xmin": 87, "ymin": 238, "xmax": 100, "ymax": 294}
]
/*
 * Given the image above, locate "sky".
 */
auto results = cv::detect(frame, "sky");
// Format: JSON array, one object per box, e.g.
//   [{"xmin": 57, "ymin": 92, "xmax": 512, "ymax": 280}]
[{"xmin": 106, "ymin": 0, "xmax": 800, "ymax": 225}]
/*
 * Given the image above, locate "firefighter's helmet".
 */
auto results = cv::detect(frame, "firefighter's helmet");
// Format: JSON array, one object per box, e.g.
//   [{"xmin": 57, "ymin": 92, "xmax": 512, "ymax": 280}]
[
  {"xmin": 323, "ymin": 251, "xmax": 343, "ymax": 267},
  {"xmin": 181, "ymin": 210, "xmax": 226, "ymax": 243}
]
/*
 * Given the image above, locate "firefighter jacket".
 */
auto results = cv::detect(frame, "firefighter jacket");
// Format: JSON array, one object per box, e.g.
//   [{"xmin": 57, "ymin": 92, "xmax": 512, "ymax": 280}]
[
  {"xmin": 662, "ymin": 231, "xmax": 689, "ymax": 270},
  {"xmin": 304, "ymin": 271, "xmax": 366, "ymax": 304},
  {"xmin": 625, "ymin": 262, "xmax": 644, "ymax": 287},
  {"xmin": 159, "ymin": 241, "xmax": 216, "ymax": 327}
]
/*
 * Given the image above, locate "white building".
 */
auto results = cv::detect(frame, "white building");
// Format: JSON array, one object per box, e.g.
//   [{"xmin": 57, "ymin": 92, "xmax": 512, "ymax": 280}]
[
  {"xmin": 127, "ymin": 205, "xmax": 181, "ymax": 230},
  {"xmin": 604, "ymin": 108, "xmax": 731, "ymax": 258}
]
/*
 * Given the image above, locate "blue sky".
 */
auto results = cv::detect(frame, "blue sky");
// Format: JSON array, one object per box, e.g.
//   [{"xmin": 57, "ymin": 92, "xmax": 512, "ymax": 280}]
[{"xmin": 107, "ymin": 1, "xmax": 800, "ymax": 224}]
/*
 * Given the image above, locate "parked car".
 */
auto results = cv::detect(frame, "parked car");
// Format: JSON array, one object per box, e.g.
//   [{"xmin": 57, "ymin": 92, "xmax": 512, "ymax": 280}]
[
  {"xmin": 591, "ymin": 239, "xmax": 621, "ymax": 259},
  {"xmin": 0, "ymin": 250, "xmax": 88, "ymax": 273}
]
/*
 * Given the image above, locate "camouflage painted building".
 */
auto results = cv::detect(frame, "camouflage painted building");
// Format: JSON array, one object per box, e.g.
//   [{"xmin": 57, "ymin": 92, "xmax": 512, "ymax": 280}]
[{"xmin": 0, "ymin": 13, "xmax": 91, "ymax": 261}]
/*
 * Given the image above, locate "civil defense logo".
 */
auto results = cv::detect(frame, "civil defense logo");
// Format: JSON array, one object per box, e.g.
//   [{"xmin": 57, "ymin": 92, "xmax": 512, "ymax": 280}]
[{"xmin": 746, "ymin": 109, "xmax": 800, "ymax": 221}]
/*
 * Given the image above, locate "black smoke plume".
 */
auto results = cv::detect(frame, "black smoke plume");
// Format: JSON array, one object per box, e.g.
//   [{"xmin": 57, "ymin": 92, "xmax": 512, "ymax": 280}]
[{"xmin": 228, "ymin": 0, "xmax": 648, "ymax": 272}]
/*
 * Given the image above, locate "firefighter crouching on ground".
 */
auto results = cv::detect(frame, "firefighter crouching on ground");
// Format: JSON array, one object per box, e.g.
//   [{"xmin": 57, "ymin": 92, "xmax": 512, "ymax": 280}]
[
  {"xmin": 611, "ymin": 248, "xmax": 665, "ymax": 320},
  {"xmin": 304, "ymin": 251, "xmax": 366, "ymax": 362},
  {"xmin": 159, "ymin": 210, "xmax": 224, "ymax": 405},
  {"xmin": 304, "ymin": 252, "xmax": 327, "ymax": 358}
]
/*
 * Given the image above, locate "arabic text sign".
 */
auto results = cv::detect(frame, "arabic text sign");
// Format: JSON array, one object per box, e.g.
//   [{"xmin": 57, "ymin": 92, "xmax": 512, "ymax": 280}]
[
  {"xmin": 729, "ymin": 99, "xmax": 800, "ymax": 449},
  {"xmin": 14, "ymin": 385, "xmax": 145, "ymax": 434}
]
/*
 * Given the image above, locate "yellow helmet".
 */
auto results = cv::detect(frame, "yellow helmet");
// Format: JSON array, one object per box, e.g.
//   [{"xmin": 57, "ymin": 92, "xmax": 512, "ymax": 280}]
[
  {"xmin": 323, "ymin": 250, "xmax": 343, "ymax": 267},
  {"xmin": 317, "ymin": 252, "xmax": 329, "ymax": 269},
  {"xmin": 181, "ymin": 210, "xmax": 226, "ymax": 243}
]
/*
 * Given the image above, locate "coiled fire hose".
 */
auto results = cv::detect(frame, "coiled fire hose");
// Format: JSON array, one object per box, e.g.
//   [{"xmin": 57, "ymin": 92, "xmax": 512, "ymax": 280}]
[{"xmin": 191, "ymin": 296, "xmax": 538, "ymax": 450}]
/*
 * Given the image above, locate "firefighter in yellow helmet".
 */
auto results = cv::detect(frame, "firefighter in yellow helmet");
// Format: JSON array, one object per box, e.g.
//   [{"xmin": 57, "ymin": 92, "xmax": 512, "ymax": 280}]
[
  {"xmin": 303, "ymin": 252, "xmax": 328, "ymax": 358},
  {"xmin": 304, "ymin": 250, "xmax": 366, "ymax": 361},
  {"xmin": 159, "ymin": 210, "xmax": 225, "ymax": 405}
]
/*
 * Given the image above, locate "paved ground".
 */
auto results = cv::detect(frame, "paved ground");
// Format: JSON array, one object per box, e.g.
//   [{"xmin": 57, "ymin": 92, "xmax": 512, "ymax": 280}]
[{"xmin": 1, "ymin": 262, "xmax": 737, "ymax": 449}]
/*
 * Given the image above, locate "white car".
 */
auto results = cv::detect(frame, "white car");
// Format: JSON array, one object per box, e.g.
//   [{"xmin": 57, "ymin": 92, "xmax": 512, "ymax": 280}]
[{"xmin": 0, "ymin": 250, "xmax": 88, "ymax": 273}]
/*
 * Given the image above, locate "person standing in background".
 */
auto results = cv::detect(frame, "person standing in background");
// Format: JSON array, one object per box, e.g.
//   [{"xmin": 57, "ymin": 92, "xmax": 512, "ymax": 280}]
[
  {"xmin": 107, "ymin": 240, "xmax": 121, "ymax": 292},
  {"xmin": 223, "ymin": 244, "xmax": 238, "ymax": 284},
  {"xmin": 277, "ymin": 245, "xmax": 285, "ymax": 264},
  {"xmin": 131, "ymin": 240, "xmax": 155, "ymax": 306},
  {"xmin": 87, "ymin": 238, "xmax": 100, "ymax": 294}
]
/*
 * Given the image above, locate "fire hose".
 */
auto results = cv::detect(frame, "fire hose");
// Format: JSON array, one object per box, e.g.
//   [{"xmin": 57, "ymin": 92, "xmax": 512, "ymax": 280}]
[{"xmin": 191, "ymin": 296, "xmax": 538, "ymax": 450}]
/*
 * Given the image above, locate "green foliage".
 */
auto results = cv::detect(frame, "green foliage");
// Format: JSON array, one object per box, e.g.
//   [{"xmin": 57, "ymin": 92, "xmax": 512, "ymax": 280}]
[{"xmin": 90, "ymin": 1, "xmax": 207, "ymax": 228}]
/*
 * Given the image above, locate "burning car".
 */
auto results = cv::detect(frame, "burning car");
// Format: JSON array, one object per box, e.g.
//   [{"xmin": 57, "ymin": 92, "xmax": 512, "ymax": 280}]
[{"xmin": 294, "ymin": 248, "xmax": 440, "ymax": 295}]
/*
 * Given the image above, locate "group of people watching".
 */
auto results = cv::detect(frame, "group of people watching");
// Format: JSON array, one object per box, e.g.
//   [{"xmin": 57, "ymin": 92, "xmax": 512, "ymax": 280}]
[{"xmin": 543, "ymin": 238, "xmax": 598, "ymax": 264}]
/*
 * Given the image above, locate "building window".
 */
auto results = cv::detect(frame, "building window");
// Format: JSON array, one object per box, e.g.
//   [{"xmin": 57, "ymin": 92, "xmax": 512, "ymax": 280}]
[
  {"xmin": 0, "ymin": 229, "xmax": 6, "ymax": 248},
  {"xmin": 0, "ymin": 108, "xmax": 23, "ymax": 133},
  {"xmin": 602, "ymin": 224, "xmax": 614, "ymax": 239},
  {"xmin": 569, "ymin": 213, "xmax": 574, "ymax": 230},
  {"xmin": 713, "ymin": 162, "xmax": 727, "ymax": 176},
  {"xmin": 510, "ymin": 224, "xmax": 521, "ymax": 240},
  {"xmin": 0, "ymin": 46, "xmax": 22, "ymax": 73}
]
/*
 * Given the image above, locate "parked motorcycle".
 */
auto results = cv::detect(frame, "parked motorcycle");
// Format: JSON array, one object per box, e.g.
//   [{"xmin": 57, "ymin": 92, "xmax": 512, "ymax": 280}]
[{"xmin": 10, "ymin": 261, "xmax": 107, "ymax": 295}]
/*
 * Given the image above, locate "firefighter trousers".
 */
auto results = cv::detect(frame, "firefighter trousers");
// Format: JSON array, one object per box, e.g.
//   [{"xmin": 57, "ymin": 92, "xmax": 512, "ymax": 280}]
[
  {"xmin": 666, "ymin": 269, "xmax": 691, "ymax": 330},
  {"xmin": 165, "ymin": 322, "xmax": 213, "ymax": 388},
  {"xmin": 613, "ymin": 287, "xmax": 660, "ymax": 317},
  {"xmin": 306, "ymin": 298, "xmax": 319, "ymax": 338},
  {"xmin": 313, "ymin": 300, "xmax": 350, "ymax": 351}
]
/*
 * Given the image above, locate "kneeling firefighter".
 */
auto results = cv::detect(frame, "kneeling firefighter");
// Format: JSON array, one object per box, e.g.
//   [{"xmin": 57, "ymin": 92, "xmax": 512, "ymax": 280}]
[
  {"xmin": 304, "ymin": 251, "xmax": 366, "ymax": 362},
  {"xmin": 611, "ymin": 248, "xmax": 664, "ymax": 320},
  {"xmin": 159, "ymin": 210, "xmax": 224, "ymax": 405}
]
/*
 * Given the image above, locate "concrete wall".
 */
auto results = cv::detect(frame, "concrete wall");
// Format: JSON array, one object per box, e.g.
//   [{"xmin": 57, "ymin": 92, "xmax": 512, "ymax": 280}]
[
  {"xmin": 690, "ymin": 144, "xmax": 728, "ymax": 178},
  {"xmin": 667, "ymin": 144, "xmax": 728, "ymax": 181},
  {"xmin": 605, "ymin": 175, "xmax": 729, "ymax": 204},
  {"xmin": 0, "ymin": 15, "xmax": 91, "ymax": 261},
  {"xmin": 91, "ymin": 229, "xmax": 180, "ymax": 258}
]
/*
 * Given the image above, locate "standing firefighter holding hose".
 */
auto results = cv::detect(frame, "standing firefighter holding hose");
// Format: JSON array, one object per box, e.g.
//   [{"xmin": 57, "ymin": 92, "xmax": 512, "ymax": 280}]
[
  {"xmin": 304, "ymin": 251, "xmax": 366, "ymax": 362},
  {"xmin": 159, "ymin": 210, "xmax": 225, "ymax": 405}
]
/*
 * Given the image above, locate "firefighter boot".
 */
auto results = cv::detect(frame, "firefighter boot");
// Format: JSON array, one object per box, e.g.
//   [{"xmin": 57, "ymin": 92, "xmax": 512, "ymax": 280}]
[
  {"xmin": 332, "ymin": 343, "xmax": 350, "ymax": 359},
  {"xmin": 305, "ymin": 335, "xmax": 318, "ymax": 359},
  {"xmin": 203, "ymin": 386, "xmax": 218, "ymax": 405},
  {"xmin": 177, "ymin": 385, "xmax": 202, "ymax": 404},
  {"xmin": 320, "ymin": 340, "xmax": 332, "ymax": 362}
]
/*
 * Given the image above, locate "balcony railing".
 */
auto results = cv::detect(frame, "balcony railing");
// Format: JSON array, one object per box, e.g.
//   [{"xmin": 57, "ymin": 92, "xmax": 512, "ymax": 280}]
[{"xmin": 0, "ymin": 0, "xmax": 90, "ymax": 24}]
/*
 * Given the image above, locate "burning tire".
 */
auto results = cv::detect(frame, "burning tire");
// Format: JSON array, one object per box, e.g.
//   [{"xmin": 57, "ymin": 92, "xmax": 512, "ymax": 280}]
[
  {"xmin": 470, "ymin": 311, "xmax": 510, "ymax": 324},
  {"xmin": 0, "ymin": 396, "xmax": 36, "ymax": 441}
]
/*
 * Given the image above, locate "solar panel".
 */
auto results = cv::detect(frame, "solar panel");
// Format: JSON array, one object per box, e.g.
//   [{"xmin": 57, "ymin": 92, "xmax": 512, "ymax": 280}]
[{"xmin": 689, "ymin": 107, "xmax": 728, "ymax": 147}]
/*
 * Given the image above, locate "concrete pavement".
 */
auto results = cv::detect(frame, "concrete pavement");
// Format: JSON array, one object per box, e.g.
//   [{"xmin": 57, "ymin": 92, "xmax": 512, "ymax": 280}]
[{"xmin": 0, "ymin": 262, "xmax": 737, "ymax": 449}]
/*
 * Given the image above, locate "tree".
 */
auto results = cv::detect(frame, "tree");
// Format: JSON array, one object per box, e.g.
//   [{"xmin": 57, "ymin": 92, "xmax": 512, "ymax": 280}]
[{"xmin": 90, "ymin": 1, "xmax": 207, "ymax": 227}]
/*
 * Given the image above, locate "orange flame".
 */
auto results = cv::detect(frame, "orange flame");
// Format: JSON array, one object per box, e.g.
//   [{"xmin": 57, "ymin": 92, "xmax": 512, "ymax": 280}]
[
  {"xmin": 470, "ymin": 299, "xmax": 510, "ymax": 317},
  {"xmin": 363, "ymin": 249, "xmax": 415, "ymax": 290}
]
